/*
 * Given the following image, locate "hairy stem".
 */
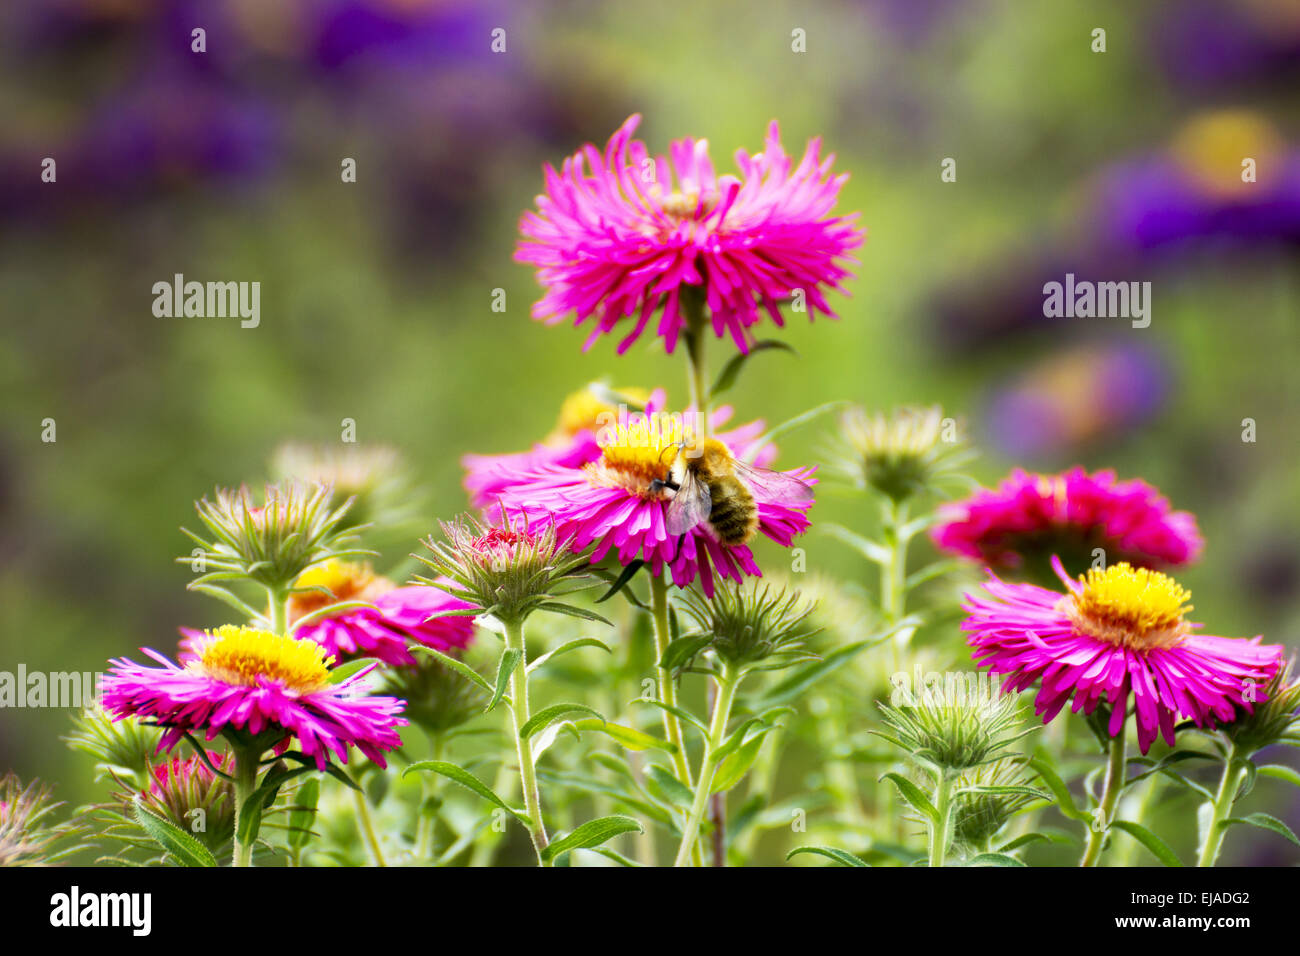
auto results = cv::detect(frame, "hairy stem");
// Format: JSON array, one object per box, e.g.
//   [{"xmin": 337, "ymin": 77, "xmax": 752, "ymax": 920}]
[
  {"xmin": 674, "ymin": 670, "xmax": 740, "ymax": 867},
  {"xmin": 650, "ymin": 574, "xmax": 695, "ymax": 790},
  {"xmin": 504, "ymin": 616, "xmax": 550, "ymax": 865},
  {"xmin": 1197, "ymin": 746, "xmax": 1244, "ymax": 868},
  {"xmin": 1080, "ymin": 732, "xmax": 1127, "ymax": 867},
  {"xmin": 230, "ymin": 747, "xmax": 261, "ymax": 868},
  {"xmin": 927, "ymin": 771, "xmax": 955, "ymax": 867}
]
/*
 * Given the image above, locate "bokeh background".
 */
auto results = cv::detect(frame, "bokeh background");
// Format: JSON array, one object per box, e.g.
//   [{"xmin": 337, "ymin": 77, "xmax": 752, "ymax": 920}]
[{"xmin": 2, "ymin": 0, "xmax": 1298, "ymax": 862}]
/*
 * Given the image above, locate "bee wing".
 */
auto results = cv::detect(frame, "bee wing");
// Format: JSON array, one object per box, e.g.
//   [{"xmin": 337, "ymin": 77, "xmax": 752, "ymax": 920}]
[
  {"xmin": 730, "ymin": 458, "xmax": 815, "ymax": 505},
  {"xmin": 663, "ymin": 471, "xmax": 713, "ymax": 535}
]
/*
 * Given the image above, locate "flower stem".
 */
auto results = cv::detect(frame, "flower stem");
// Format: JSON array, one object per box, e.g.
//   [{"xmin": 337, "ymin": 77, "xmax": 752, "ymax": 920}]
[
  {"xmin": 415, "ymin": 733, "xmax": 445, "ymax": 862},
  {"xmin": 927, "ymin": 771, "xmax": 955, "ymax": 867},
  {"xmin": 681, "ymin": 286, "xmax": 711, "ymax": 434},
  {"xmin": 673, "ymin": 669, "xmax": 740, "ymax": 867},
  {"xmin": 504, "ymin": 616, "xmax": 550, "ymax": 865},
  {"xmin": 353, "ymin": 787, "xmax": 387, "ymax": 867},
  {"xmin": 650, "ymin": 574, "xmax": 695, "ymax": 791},
  {"xmin": 1080, "ymin": 732, "xmax": 1128, "ymax": 867},
  {"xmin": 1197, "ymin": 746, "xmax": 1244, "ymax": 867},
  {"xmin": 880, "ymin": 499, "xmax": 913, "ymax": 673},
  {"xmin": 230, "ymin": 747, "xmax": 261, "ymax": 868},
  {"xmin": 268, "ymin": 585, "xmax": 290, "ymax": 635}
]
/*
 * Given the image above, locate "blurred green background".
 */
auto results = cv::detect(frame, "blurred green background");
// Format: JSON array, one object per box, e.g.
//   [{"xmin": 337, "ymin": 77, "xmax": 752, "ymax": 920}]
[{"xmin": 2, "ymin": 0, "xmax": 1298, "ymax": 858}]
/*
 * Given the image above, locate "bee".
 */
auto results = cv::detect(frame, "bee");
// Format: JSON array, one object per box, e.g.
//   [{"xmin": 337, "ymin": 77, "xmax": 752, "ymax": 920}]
[{"xmin": 655, "ymin": 437, "xmax": 813, "ymax": 547}]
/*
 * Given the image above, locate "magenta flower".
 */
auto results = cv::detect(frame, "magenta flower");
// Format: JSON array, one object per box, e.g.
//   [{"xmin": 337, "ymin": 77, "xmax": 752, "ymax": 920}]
[
  {"xmin": 283, "ymin": 561, "xmax": 475, "ymax": 667},
  {"xmin": 516, "ymin": 114, "xmax": 865, "ymax": 354},
  {"xmin": 962, "ymin": 559, "xmax": 1282, "ymax": 753},
  {"xmin": 931, "ymin": 467, "xmax": 1203, "ymax": 579},
  {"xmin": 102, "ymin": 625, "xmax": 407, "ymax": 769},
  {"xmin": 488, "ymin": 407, "xmax": 813, "ymax": 597}
]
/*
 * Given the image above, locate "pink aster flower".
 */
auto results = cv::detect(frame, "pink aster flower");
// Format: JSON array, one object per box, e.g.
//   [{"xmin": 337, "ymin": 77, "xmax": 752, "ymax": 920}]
[
  {"xmin": 102, "ymin": 625, "xmax": 407, "ymax": 770},
  {"xmin": 489, "ymin": 408, "xmax": 814, "ymax": 597},
  {"xmin": 516, "ymin": 114, "xmax": 865, "ymax": 354},
  {"xmin": 932, "ymin": 467, "xmax": 1203, "ymax": 580},
  {"xmin": 962, "ymin": 559, "xmax": 1283, "ymax": 753},
  {"xmin": 284, "ymin": 560, "xmax": 475, "ymax": 667}
]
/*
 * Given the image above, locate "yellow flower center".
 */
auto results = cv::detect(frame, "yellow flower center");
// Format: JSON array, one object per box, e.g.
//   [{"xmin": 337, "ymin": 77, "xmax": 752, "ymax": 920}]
[
  {"xmin": 1062, "ymin": 563, "xmax": 1192, "ymax": 651},
  {"xmin": 288, "ymin": 560, "xmax": 389, "ymax": 621},
  {"xmin": 552, "ymin": 386, "xmax": 652, "ymax": 438},
  {"xmin": 592, "ymin": 412, "xmax": 695, "ymax": 491},
  {"xmin": 196, "ymin": 625, "xmax": 333, "ymax": 692}
]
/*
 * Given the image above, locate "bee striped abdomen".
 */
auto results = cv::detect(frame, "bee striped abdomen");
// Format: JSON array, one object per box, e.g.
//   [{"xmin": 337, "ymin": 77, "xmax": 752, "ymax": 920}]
[{"xmin": 708, "ymin": 476, "xmax": 759, "ymax": 546}]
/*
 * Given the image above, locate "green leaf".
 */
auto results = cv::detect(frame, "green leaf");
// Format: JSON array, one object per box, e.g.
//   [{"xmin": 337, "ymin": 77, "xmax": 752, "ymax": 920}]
[
  {"xmin": 967, "ymin": 852, "xmax": 1026, "ymax": 867},
  {"xmin": 710, "ymin": 340, "xmax": 797, "ymax": 398},
  {"xmin": 595, "ymin": 560, "xmax": 644, "ymax": 603},
  {"xmin": 536, "ymin": 602, "xmax": 613, "ymax": 626},
  {"xmin": 527, "ymin": 638, "xmax": 612, "ymax": 673},
  {"xmin": 519, "ymin": 703, "xmax": 605, "ymax": 739},
  {"xmin": 658, "ymin": 635, "xmax": 712, "ymax": 673},
  {"xmin": 541, "ymin": 815, "xmax": 644, "ymax": 862},
  {"xmin": 326, "ymin": 657, "xmax": 382, "ymax": 685},
  {"xmin": 711, "ymin": 733, "xmax": 769, "ymax": 794},
  {"xmin": 485, "ymin": 648, "xmax": 522, "ymax": 713},
  {"xmin": 411, "ymin": 646, "xmax": 493, "ymax": 695},
  {"xmin": 956, "ymin": 785, "xmax": 1051, "ymax": 802},
  {"xmin": 645, "ymin": 764, "xmax": 694, "ymax": 809},
  {"xmin": 287, "ymin": 778, "xmax": 320, "ymax": 850},
  {"xmin": 786, "ymin": 845, "xmax": 871, "ymax": 867},
  {"xmin": 569, "ymin": 718, "xmax": 676, "ymax": 753},
  {"xmin": 1258, "ymin": 764, "xmax": 1300, "ymax": 789},
  {"xmin": 1027, "ymin": 756, "xmax": 1090, "ymax": 822},
  {"xmin": 996, "ymin": 832, "xmax": 1050, "ymax": 853},
  {"xmin": 130, "ymin": 801, "xmax": 218, "ymax": 868},
  {"xmin": 401, "ymin": 760, "xmax": 530, "ymax": 826},
  {"xmin": 1221, "ymin": 812, "xmax": 1300, "ymax": 847},
  {"xmin": 880, "ymin": 772, "xmax": 938, "ymax": 824},
  {"xmin": 1111, "ymin": 821, "xmax": 1185, "ymax": 866}
]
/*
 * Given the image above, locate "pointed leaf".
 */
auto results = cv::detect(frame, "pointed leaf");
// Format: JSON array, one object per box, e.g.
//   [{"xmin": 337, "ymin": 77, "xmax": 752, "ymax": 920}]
[
  {"xmin": 881, "ymin": 772, "xmax": 938, "ymax": 824},
  {"xmin": 786, "ymin": 845, "xmax": 871, "ymax": 867},
  {"xmin": 1221, "ymin": 812, "xmax": 1300, "ymax": 847},
  {"xmin": 401, "ymin": 760, "xmax": 531, "ymax": 826},
  {"xmin": 519, "ymin": 703, "xmax": 605, "ymax": 739},
  {"xmin": 131, "ymin": 801, "xmax": 218, "ymax": 868},
  {"xmin": 1111, "ymin": 820, "xmax": 1184, "ymax": 866},
  {"xmin": 710, "ymin": 340, "xmax": 797, "ymax": 398},
  {"xmin": 486, "ymin": 648, "xmax": 523, "ymax": 713},
  {"xmin": 542, "ymin": 815, "xmax": 644, "ymax": 862}
]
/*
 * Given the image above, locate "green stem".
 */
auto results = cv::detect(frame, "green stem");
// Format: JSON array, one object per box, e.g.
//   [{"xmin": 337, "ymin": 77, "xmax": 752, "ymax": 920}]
[
  {"xmin": 230, "ymin": 748, "xmax": 260, "ymax": 868},
  {"xmin": 927, "ymin": 772, "xmax": 955, "ymax": 867},
  {"xmin": 415, "ymin": 733, "xmax": 445, "ymax": 862},
  {"xmin": 682, "ymin": 287, "xmax": 711, "ymax": 434},
  {"xmin": 1080, "ymin": 732, "xmax": 1128, "ymax": 867},
  {"xmin": 673, "ymin": 670, "xmax": 740, "ymax": 867},
  {"xmin": 268, "ymin": 585, "xmax": 290, "ymax": 634},
  {"xmin": 504, "ymin": 616, "xmax": 550, "ymax": 865},
  {"xmin": 880, "ymin": 500, "xmax": 913, "ymax": 674},
  {"xmin": 1197, "ymin": 746, "xmax": 1244, "ymax": 867},
  {"xmin": 650, "ymin": 574, "xmax": 695, "ymax": 790},
  {"xmin": 353, "ymin": 787, "xmax": 387, "ymax": 867}
]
